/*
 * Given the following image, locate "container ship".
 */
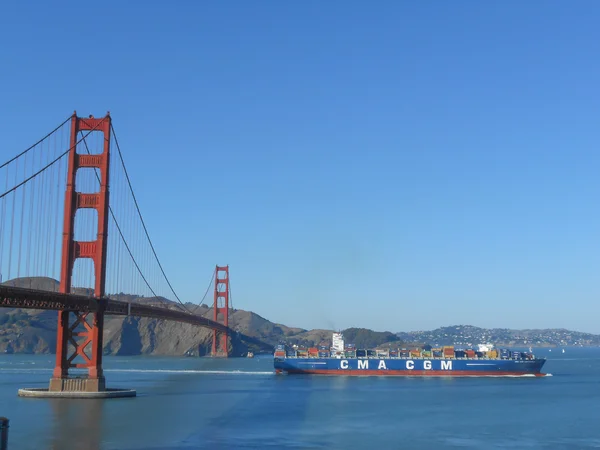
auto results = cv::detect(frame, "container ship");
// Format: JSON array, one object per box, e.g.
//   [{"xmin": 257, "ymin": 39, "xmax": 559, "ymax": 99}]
[{"xmin": 274, "ymin": 332, "xmax": 547, "ymax": 377}]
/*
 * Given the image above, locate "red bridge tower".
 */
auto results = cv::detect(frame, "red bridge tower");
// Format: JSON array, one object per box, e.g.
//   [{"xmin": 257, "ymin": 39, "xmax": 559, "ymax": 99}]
[
  {"xmin": 50, "ymin": 113, "xmax": 111, "ymax": 392},
  {"xmin": 211, "ymin": 265, "xmax": 230, "ymax": 357}
]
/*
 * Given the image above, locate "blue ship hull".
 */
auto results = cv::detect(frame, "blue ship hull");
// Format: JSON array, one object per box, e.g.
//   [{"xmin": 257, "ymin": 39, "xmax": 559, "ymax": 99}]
[{"xmin": 274, "ymin": 357, "xmax": 547, "ymax": 376}]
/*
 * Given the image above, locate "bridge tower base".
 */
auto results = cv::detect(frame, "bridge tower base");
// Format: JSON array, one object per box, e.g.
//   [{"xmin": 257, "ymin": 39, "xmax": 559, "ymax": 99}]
[{"xmin": 211, "ymin": 265, "xmax": 230, "ymax": 357}]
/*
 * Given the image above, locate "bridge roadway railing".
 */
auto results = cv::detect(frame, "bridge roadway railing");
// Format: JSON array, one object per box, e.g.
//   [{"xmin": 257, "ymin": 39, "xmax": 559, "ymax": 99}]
[{"xmin": 0, "ymin": 285, "xmax": 229, "ymax": 333}]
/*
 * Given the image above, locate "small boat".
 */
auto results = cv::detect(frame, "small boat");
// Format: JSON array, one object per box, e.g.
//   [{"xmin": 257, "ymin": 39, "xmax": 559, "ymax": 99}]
[{"xmin": 247, "ymin": 351, "xmax": 254, "ymax": 358}]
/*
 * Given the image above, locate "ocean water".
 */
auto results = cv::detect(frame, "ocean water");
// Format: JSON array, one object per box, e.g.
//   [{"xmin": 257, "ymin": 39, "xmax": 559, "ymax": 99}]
[{"xmin": 1, "ymin": 348, "xmax": 600, "ymax": 449}]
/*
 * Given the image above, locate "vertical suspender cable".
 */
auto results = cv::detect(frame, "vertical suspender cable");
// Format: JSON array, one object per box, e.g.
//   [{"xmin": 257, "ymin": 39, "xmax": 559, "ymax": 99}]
[
  {"xmin": 25, "ymin": 165, "xmax": 34, "ymax": 278},
  {"xmin": 16, "ymin": 153, "xmax": 27, "ymax": 278},
  {"xmin": 111, "ymin": 125, "xmax": 190, "ymax": 311},
  {"xmin": 7, "ymin": 158, "xmax": 19, "ymax": 280},
  {"xmin": 0, "ymin": 164, "xmax": 7, "ymax": 276},
  {"xmin": 43, "ymin": 135, "xmax": 52, "ymax": 279},
  {"xmin": 51, "ymin": 128, "xmax": 64, "ymax": 286},
  {"xmin": 34, "ymin": 142, "xmax": 43, "ymax": 277}
]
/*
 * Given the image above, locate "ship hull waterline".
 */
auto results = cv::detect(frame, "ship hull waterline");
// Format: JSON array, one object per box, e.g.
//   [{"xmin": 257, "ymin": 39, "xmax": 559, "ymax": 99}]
[{"xmin": 274, "ymin": 357, "xmax": 547, "ymax": 377}]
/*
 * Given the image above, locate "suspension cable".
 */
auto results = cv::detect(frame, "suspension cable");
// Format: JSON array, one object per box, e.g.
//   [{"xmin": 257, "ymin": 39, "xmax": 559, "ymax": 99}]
[
  {"xmin": 79, "ymin": 135, "xmax": 188, "ymax": 313},
  {"xmin": 0, "ymin": 115, "xmax": 71, "ymax": 170},
  {"xmin": 110, "ymin": 124, "xmax": 192, "ymax": 313},
  {"xmin": 191, "ymin": 267, "xmax": 216, "ymax": 314},
  {"xmin": 0, "ymin": 118, "xmax": 108, "ymax": 200},
  {"xmin": 229, "ymin": 276, "xmax": 235, "ymax": 332}
]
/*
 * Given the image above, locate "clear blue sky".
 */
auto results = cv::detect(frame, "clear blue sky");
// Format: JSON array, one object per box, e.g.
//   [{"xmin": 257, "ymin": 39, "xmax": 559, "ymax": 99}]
[{"xmin": 2, "ymin": 2, "xmax": 600, "ymax": 333}]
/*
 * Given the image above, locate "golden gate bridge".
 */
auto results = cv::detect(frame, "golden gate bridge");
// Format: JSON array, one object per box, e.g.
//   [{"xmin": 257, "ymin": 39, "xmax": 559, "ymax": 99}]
[{"xmin": 0, "ymin": 112, "xmax": 238, "ymax": 397}]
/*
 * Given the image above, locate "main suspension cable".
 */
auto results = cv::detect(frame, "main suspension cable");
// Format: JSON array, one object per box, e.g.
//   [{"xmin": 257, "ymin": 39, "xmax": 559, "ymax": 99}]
[
  {"xmin": 0, "ymin": 115, "xmax": 71, "ymax": 170},
  {"xmin": 110, "ymin": 124, "xmax": 192, "ymax": 313},
  {"xmin": 191, "ymin": 267, "xmax": 216, "ymax": 314},
  {"xmin": 79, "ymin": 134, "xmax": 187, "ymax": 313},
  {"xmin": 0, "ymin": 118, "xmax": 108, "ymax": 200}
]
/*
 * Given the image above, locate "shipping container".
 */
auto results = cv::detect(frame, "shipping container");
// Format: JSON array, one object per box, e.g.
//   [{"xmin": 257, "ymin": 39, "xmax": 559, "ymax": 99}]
[
  {"xmin": 432, "ymin": 350, "xmax": 443, "ymax": 358},
  {"xmin": 345, "ymin": 351, "xmax": 356, "ymax": 358},
  {"xmin": 455, "ymin": 350, "xmax": 466, "ymax": 358},
  {"xmin": 367, "ymin": 350, "xmax": 376, "ymax": 358},
  {"xmin": 487, "ymin": 350, "xmax": 498, "ymax": 359},
  {"xmin": 400, "ymin": 349, "xmax": 410, "ymax": 358},
  {"xmin": 465, "ymin": 350, "xmax": 476, "ymax": 358},
  {"xmin": 356, "ymin": 349, "xmax": 367, "ymax": 358},
  {"xmin": 318, "ymin": 351, "xmax": 329, "ymax": 358}
]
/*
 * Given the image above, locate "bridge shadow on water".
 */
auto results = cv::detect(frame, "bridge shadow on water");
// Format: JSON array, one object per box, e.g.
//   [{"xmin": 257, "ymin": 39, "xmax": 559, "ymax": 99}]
[
  {"xmin": 175, "ymin": 374, "xmax": 356, "ymax": 450},
  {"xmin": 36, "ymin": 360, "xmax": 363, "ymax": 449},
  {"xmin": 47, "ymin": 399, "xmax": 105, "ymax": 450}
]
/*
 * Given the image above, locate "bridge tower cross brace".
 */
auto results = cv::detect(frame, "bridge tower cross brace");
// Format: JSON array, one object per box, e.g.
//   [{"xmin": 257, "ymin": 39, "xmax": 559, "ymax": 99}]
[
  {"xmin": 50, "ymin": 113, "xmax": 111, "ymax": 392},
  {"xmin": 211, "ymin": 265, "xmax": 230, "ymax": 357}
]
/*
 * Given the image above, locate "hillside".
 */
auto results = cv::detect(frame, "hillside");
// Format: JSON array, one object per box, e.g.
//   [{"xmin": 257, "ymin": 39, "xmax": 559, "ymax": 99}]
[
  {"xmin": 3, "ymin": 278, "xmax": 600, "ymax": 355},
  {"xmin": 0, "ymin": 306, "xmax": 278, "ymax": 356},
  {"xmin": 0, "ymin": 278, "xmax": 408, "ymax": 355},
  {"xmin": 0, "ymin": 277, "xmax": 279, "ymax": 356},
  {"xmin": 396, "ymin": 324, "xmax": 600, "ymax": 347}
]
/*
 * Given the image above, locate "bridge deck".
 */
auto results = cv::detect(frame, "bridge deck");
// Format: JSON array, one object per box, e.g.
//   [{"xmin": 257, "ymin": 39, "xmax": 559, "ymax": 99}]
[{"xmin": 0, "ymin": 285, "xmax": 229, "ymax": 333}]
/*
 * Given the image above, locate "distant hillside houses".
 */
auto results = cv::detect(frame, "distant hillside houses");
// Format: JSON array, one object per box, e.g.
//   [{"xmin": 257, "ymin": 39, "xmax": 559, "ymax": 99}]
[{"xmin": 395, "ymin": 325, "xmax": 600, "ymax": 347}]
